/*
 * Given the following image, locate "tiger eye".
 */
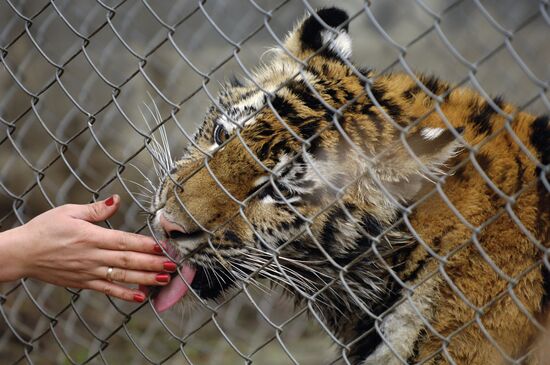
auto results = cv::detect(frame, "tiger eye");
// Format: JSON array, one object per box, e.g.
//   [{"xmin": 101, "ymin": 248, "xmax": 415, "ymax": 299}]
[{"xmin": 213, "ymin": 125, "xmax": 230, "ymax": 145}]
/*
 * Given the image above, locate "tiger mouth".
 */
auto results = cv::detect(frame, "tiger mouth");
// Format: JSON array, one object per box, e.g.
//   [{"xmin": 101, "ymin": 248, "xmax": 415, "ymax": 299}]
[
  {"xmin": 151, "ymin": 263, "xmax": 196, "ymax": 312},
  {"xmin": 148, "ymin": 242, "xmax": 236, "ymax": 313}
]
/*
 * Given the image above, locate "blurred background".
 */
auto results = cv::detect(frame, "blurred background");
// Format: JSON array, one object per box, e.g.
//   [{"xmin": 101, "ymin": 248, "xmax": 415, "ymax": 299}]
[{"xmin": 0, "ymin": 0, "xmax": 548, "ymax": 364}]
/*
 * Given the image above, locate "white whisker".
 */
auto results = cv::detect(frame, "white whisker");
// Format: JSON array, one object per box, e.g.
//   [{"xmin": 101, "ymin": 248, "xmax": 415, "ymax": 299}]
[
  {"xmin": 123, "ymin": 178, "xmax": 153, "ymax": 193},
  {"xmin": 129, "ymin": 162, "xmax": 157, "ymax": 190},
  {"xmin": 144, "ymin": 94, "xmax": 173, "ymax": 171}
]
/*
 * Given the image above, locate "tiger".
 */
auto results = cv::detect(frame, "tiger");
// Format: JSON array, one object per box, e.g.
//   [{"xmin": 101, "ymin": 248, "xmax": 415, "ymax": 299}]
[{"xmin": 147, "ymin": 7, "xmax": 550, "ymax": 365}]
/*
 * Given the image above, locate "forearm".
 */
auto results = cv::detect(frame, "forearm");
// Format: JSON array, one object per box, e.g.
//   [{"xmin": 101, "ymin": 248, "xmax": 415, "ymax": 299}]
[{"xmin": 0, "ymin": 226, "xmax": 28, "ymax": 282}]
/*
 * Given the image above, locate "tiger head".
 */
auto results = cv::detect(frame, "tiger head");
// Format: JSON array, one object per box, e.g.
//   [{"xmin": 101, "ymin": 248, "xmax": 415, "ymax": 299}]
[{"xmin": 149, "ymin": 7, "xmax": 462, "ymax": 315}]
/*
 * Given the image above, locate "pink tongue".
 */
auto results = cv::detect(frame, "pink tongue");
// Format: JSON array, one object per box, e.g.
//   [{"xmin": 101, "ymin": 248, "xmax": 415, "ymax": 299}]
[{"xmin": 153, "ymin": 264, "xmax": 196, "ymax": 313}]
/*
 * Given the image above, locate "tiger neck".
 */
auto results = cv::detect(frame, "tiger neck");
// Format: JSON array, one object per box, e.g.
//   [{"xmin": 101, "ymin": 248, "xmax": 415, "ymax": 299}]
[{"xmin": 287, "ymin": 227, "xmax": 414, "ymax": 362}]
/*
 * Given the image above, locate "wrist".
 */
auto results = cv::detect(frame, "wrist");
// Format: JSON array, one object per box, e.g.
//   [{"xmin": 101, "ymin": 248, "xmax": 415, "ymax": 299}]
[{"xmin": 0, "ymin": 225, "xmax": 31, "ymax": 281}]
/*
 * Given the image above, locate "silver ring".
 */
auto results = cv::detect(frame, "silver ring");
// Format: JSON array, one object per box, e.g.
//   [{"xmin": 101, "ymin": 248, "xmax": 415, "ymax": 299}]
[{"xmin": 106, "ymin": 267, "xmax": 114, "ymax": 282}]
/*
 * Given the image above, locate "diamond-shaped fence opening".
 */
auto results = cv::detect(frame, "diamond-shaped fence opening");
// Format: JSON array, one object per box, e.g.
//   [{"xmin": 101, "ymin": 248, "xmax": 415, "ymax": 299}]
[{"xmin": 0, "ymin": 1, "xmax": 549, "ymax": 364}]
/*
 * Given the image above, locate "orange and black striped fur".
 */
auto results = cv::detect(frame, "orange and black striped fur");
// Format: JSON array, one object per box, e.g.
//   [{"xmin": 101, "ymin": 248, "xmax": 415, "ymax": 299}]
[{"xmin": 150, "ymin": 8, "xmax": 550, "ymax": 364}]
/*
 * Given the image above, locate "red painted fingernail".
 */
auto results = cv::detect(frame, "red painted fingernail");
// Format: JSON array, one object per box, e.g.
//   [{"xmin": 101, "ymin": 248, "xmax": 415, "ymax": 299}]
[
  {"xmin": 133, "ymin": 293, "xmax": 145, "ymax": 302},
  {"xmin": 163, "ymin": 261, "xmax": 177, "ymax": 271},
  {"xmin": 105, "ymin": 196, "xmax": 114, "ymax": 206},
  {"xmin": 156, "ymin": 273, "xmax": 170, "ymax": 283},
  {"xmin": 153, "ymin": 244, "xmax": 163, "ymax": 253}
]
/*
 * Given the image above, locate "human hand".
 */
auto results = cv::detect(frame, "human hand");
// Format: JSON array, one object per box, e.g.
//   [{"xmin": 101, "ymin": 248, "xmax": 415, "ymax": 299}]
[{"xmin": 1, "ymin": 195, "xmax": 175, "ymax": 302}]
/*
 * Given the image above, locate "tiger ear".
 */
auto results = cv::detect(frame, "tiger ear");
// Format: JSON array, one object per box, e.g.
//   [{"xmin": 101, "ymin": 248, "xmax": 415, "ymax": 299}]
[
  {"xmin": 283, "ymin": 7, "xmax": 351, "ymax": 59},
  {"xmin": 375, "ymin": 127, "xmax": 464, "ymax": 202}
]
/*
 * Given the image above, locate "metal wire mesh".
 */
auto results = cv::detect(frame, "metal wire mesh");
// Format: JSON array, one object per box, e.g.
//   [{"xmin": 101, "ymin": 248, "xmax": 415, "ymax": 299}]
[{"xmin": 0, "ymin": 0, "xmax": 548, "ymax": 364}]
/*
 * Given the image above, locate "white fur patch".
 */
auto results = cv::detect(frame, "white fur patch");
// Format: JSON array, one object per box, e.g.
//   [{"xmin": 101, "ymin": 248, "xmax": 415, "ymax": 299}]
[
  {"xmin": 362, "ymin": 280, "xmax": 438, "ymax": 365},
  {"xmin": 217, "ymin": 114, "xmax": 256, "ymax": 131},
  {"xmin": 261, "ymin": 195, "xmax": 301, "ymax": 205},
  {"xmin": 217, "ymin": 115, "xmax": 235, "ymax": 131},
  {"xmin": 321, "ymin": 30, "xmax": 352, "ymax": 58},
  {"xmin": 154, "ymin": 209, "xmax": 162, "ymax": 227},
  {"xmin": 217, "ymin": 90, "xmax": 266, "ymax": 132},
  {"xmin": 243, "ymin": 117, "xmax": 256, "ymax": 127},
  {"xmin": 273, "ymin": 154, "xmax": 291, "ymax": 173},
  {"xmin": 253, "ymin": 175, "xmax": 269, "ymax": 187},
  {"xmin": 207, "ymin": 143, "xmax": 219, "ymax": 152},
  {"xmin": 420, "ymin": 127, "xmax": 445, "ymax": 140},
  {"xmin": 235, "ymin": 92, "xmax": 266, "ymax": 110},
  {"xmin": 260, "ymin": 195, "xmax": 276, "ymax": 204}
]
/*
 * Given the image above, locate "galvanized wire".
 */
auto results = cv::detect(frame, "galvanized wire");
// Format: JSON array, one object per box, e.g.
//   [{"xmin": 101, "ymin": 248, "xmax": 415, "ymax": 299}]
[{"xmin": 0, "ymin": 1, "xmax": 548, "ymax": 364}]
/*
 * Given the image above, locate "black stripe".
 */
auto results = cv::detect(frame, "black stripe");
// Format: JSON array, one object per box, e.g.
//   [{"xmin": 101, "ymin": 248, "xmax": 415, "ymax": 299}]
[
  {"xmin": 342, "ymin": 87, "xmax": 355, "ymax": 103},
  {"xmin": 307, "ymin": 133, "xmax": 324, "ymax": 155},
  {"xmin": 476, "ymin": 152, "xmax": 492, "ymax": 173},
  {"xmin": 421, "ymin": 74, "xmax": 441, "ymax": 95},
  {"xmin": 365, "ymin": 108, "xmax": 385, "ymax": 139},
  {"xmin": 219, "ymin": 89, "xmax": 257, "ymax": 109},
  {"xmin": 532, "ymin": 116, "xmax": 550, "ymax": 309},
  {"xmin": 541, "ymin": 262, "xmax": 550, "ymax": 309},
  {"xmin": 255, "ymin": 183, "xmax": 274, "ymax": 200},
  {"xmin": 320, "ymin": 206, "xmax": 347, "ymax": 247},
  {"xmin": 278, "ymin": 215, "xmax": 304, "ymax": 231},
  {"xmin": 453, "ymin": 164, "xmax": 468, "ymax": 182},
  {"xmin": 470, "ymin": 101, "xmax": 494, "ymax": 135},
  {"xmin": 532, "ymin": 115, "xmax": 550, "ymax": 249},
  {"xmin": 513, "ymin": 154, "xmax": 525, "ymax": 194},
  {"xmin": 419, "ymin": 74, "xmax": 449, "ymax": 98},
  {"xmin": 254, "ymin": 121, "xmax": 274, "ymax": 138},
  {"xmin": 270, "ymin": 95, "xmax": 295, "ymax": 119},
  {"xmin": 298, "ymin": 120, "xmax": 319, "ymax": 140},
  {"xmin": 432, "ymin": 353, "xmax": 444, "ymax": 364},
  {"xmin": 531, "ymin": 115, "xmax": 550, "ymax": 167},
  {"xmin": 493, "ymin": 95, "xmax": 505, "ymax": 110},
  {"xmin": 270, "ymin": 140, "xmax": 293, "ymax": 157},
  {"xmin": 401, "ymin": 255, "xmax": 430, "ymax": 284},
  {"xmin": 256, "ymin": 140, "xmax": 272, "ymax": 160},
  {"xmin": 407, "ymin": 327, "xmax": 428, "ymax": 364},
  {"xmin": 469, "ymin": 97, "xmax": 503, "ymax": 136},
  {"xmin": 361, "ymin": 213, "xmax": 383, "ymax": 238},
  {"xmin": 287, "ymin": 81, "xmax": 325, "ymax": 112},
  {"xmin": 370, "ymin": 82, "xmax": 387, "ymax": 104},
  {"xmin": 401, "ymin": 226, "xmax": 452, "ymax": 283},
  {"xmin": 223, "ymin": 230, "xmax": 240, "ymax": 243},
  {"xmin": 334, "ymin": 219, "xmax": 383, "ymax": 265},
  {"xmin": 370, "ymin": 82, "xmax": 403, "ymax": 122},
  {"xmin": 403, "ymin": 85, "xmax": 421, "ymax": 101},
  {"xmin": 324, "ymin": 87, "xmax": 340, "ymax": 104},
  {"xmin": 357, "ymin": 66, "xmax": 373, "ymax": 78},
  {"xmin": 349, "ymin": 278, "xmax": 402, "ymax": 362}
]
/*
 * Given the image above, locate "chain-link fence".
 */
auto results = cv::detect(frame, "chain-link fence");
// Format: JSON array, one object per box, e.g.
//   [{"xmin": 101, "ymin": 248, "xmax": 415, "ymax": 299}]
[{"xmin": 0, "ymin": 0, "xmax": 549, "ymax": 364}]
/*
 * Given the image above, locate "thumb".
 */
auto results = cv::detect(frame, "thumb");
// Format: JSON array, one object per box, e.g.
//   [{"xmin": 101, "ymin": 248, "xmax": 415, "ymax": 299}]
[{"xmin": 71, "ymin": 195, "xmax": 120, "ymax": 222}]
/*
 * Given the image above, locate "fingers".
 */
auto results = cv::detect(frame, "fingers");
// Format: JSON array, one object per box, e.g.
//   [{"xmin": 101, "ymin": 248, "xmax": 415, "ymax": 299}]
[
  {"xmin": 97, "ymin": 266, "xmax": 171, "ymax": 286},
  {"xmin": 101, "ymin": 250, "xmax": 177, "ymax": 272},
  {"xmin": 65, "ymin": 195, "xmax": 120, "ymax": 223},
  {"xmin": 59, "ymin": 196, "xmax": 163, "ymax": 256},
  {"xmin": 95, "ymin": 229, "xmax": 160, "ymax": 254},
  {"xmin": 87, "ymin": 280, "xmax": 146, "ymax": 303}
]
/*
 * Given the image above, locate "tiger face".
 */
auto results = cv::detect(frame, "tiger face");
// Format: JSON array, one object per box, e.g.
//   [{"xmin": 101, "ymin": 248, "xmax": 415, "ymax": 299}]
[{"xmin": 149, "ymin": 7, "xmax": 462, "ymax": 314}]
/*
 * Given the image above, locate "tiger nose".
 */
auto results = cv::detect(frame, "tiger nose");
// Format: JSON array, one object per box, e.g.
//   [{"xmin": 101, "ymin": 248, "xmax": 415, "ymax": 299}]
[{"xmin": 159, "ymin": 213, "xmax": 187, "ymax": 238}]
